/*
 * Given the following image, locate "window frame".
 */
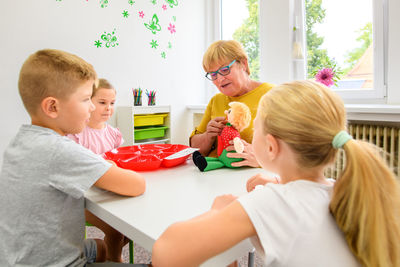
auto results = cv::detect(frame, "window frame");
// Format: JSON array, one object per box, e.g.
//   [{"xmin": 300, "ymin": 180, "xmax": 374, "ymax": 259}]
[
  {"xmin": 295, "ymin": 0, "xmax": 388, "ymax": 101},
  {"xmin": 217, "ymin": 0, "xmax": 388, "ymax": 103}
]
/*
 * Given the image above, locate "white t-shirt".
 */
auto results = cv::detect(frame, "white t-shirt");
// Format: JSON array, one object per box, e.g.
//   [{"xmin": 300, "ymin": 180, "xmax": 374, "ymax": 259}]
[{"xmin": 238, "ymin": 180, "xmax": 361, "ymax": 267}]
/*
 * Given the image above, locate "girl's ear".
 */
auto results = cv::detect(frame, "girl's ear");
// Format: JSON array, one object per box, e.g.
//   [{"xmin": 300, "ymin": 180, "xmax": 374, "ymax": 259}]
[
  {"xmin": 41, "ymin": 97, "xmax": 59, "ymax": 119},
  {"xmin": 266, "ymin": 134, "xmax": 279, "ymax": 160}
]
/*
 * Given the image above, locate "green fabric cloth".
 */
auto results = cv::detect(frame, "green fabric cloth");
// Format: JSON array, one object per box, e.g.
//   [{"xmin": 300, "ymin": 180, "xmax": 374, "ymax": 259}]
[{"xmin": 202, "ymin": 149, "xmax": 243, "ymax": 172}]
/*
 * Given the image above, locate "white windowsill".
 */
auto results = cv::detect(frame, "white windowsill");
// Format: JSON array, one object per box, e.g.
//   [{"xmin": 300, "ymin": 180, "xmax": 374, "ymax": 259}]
[
  {"xmin": 187, "ymin": 104, "xmax": 400, "ymax": 123},
  {"xmin": 346, "ymin": 104, "xmax": 400, "ymax": 122},
  {"xmin": 186, "ymin": 105, "xmax": 207, "ymax": 114}
]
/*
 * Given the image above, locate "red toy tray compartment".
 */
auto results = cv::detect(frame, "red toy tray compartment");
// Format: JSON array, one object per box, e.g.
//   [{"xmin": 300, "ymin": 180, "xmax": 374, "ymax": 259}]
[{"xmin": 104, "ymin": 144, "xmax": 190, "ymax": 171}]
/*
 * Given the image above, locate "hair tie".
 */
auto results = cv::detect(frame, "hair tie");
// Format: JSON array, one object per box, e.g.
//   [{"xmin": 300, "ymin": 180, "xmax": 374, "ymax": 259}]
[{"xmin": 332, "ymin": 130, "xmax": 352, "ymax": 149}]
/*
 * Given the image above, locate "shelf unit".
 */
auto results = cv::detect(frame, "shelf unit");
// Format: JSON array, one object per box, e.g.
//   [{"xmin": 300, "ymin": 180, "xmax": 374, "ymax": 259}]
[{"xmin": 116, "ymin": 105, "xmax": 171, "ymax": 146}]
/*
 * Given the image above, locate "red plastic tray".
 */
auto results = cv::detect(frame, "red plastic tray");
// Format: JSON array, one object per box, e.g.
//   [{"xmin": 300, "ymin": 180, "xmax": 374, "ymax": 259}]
[{"xmin": 104, "ymin": 144, "xmax": 191, "ymax": 171}]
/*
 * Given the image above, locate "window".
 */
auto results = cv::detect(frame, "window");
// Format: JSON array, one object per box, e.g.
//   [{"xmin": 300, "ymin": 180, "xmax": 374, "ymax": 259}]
[
  {"xmin": 302, "ymin": 0, "xmax": 387, "ymax": 100},
  {"xmin": 220, "ymin": 0, "xmax": 260, "ymax": 80},
  {"xmin": 218, "ymin": 0, "xmax": 387, "ymax": 101}
]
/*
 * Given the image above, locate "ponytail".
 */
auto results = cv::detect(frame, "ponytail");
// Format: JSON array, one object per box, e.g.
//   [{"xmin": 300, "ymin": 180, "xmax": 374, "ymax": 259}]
[
  {"xmin": 330, "ymin": 140, "xmax": 400, "ymax": 267},
  {"xmin": 257, "ymin": 80, "xmax": 400, "ymax": 266}
]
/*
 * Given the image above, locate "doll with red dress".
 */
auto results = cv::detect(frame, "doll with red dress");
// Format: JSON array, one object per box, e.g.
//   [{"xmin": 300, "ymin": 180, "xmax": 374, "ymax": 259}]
[{"xmin": 192, "ymin": 102, "xmax": 251, "ymax": 172}]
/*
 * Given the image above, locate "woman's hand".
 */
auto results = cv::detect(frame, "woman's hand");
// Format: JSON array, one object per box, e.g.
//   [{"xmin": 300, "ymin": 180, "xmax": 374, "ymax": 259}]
[
  {"xmin": 190, "ymin": 116, "xmax": 226, "ymax": 155},
  {"xmin": 226, "ymin": 139, "xmax": 259, "ymax": 168},
  {"xmin": 211, "ymin": 194, "xmax": 238, "ymax": 210},
  {"xmin": 205, "ymin": 117, "xmax": 226, "ymax": 139},
  {"xmin": 246, "ymin": 173, "xmax": 277, "ymax": 192}
]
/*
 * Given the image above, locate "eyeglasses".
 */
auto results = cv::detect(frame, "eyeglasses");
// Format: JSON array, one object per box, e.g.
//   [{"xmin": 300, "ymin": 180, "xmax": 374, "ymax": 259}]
[{"xmin": 205, "ymin": 60, "xmax": 236, "ymax": 81}]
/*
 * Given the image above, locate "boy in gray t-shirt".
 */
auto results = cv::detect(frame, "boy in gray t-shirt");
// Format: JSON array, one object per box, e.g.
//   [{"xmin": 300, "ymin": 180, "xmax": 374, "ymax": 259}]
[{"xmin": 0, "ymin": 49, "xmax": 146, "ymax": 266}]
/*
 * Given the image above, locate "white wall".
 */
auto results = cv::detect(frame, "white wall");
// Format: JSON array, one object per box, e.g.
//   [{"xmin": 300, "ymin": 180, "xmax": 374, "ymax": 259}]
[
  {"xmin": 0, "ymin": 0, "xmax": 207, "ymax": 165},
  {"xmin": 387, "ymin": 0, "xmax": 400, "ymax": 104},
  {"xmin": 259, "ymin": 0, "xmax": 293, "ymax": 84}
]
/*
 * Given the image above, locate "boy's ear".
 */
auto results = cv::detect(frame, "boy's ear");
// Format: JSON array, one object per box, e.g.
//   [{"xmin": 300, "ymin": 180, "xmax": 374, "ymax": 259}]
[
  {"xmin": 266, "ymin": 134, "xmax": 279, "ymax": 160},
  {"xmin": 41, "ymin": 97, "xmax": 59, "ymax": 119}
]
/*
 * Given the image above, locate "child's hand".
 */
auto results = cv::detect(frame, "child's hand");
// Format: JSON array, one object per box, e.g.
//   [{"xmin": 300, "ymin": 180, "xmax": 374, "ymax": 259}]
[
  {"xmin": 226, "ymin": 139, "xmax": 260, "ymax": 168},
  {"xmin": 233, "ymin": 137, "xmax": 244, "ymax": 153},
  {"xmin": 211, "ymin": 194, "xmax": 238, "ymax": 210},
  {"xmin": 246, "ymin": 173, "xmax": 278, "ymax": 192}
]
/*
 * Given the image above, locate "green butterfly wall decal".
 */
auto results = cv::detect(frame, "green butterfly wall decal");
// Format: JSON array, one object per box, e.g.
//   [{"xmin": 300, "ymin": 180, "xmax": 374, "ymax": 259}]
[
  {"xmin": 144, "ymin": 14, "xmax": 162, "ymax": 34},
  {"xmin": 101, "ymin": 31, "xmax": 119, "ymax": 47},
  {"xmin": 165, "ymin": 0, "xmax": 178, "ymax": 8}
]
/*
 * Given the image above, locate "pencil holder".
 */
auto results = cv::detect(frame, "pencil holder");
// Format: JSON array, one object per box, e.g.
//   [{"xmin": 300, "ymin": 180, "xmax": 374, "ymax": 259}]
[
  {"xmin": 147, "ymin": 95, "xmax": 156, "ymax": 106},
  {"xmin": 134, "ymin": 95, "xmax": 142, "ymax": 106},
  {"xmin": 146, "ymin": 90, "xmax": 156, "ymax": 106}
]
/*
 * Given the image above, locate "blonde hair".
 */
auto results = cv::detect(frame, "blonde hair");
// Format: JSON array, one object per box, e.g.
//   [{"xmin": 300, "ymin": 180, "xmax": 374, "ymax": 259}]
[
  {"xmin": 93, "ymin": 78, "xmax": 115, "ymax": 97},
  {"xmin": 228, "ymin": 102, "xmax": 251, "ymax": 132},
  {"xmin": 202, "ymin": 40, "xmax": 250, "ymax": 74},
  {"xmin": 257, "ymin": 80, "xmax": 400, "ymax": 267},
  {"xmin": 18, "ymin": 49, "xmax": 97, "ymax": 115}
]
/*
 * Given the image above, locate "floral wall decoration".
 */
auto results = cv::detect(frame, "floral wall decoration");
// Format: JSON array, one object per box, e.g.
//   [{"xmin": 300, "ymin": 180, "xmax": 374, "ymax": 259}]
[
  {"xmin": 55, "ymin": 0, "xmax": 179, "ymax": 59},
  {"xmin": 95, "ymin": 29, "xmax": 119, "ymax": 48},
  {"xmin": 100, "ymin": 0, "xmax": 109, "ymax": 8},
  {"xmin": 165, "ymin": 0, "xmax": 178, "ymax": 8}
]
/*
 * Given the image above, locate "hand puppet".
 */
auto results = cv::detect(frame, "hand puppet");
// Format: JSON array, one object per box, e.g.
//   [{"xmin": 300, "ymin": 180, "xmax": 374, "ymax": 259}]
[{"xmin": 193, "ymin": 102, "xmax": 251, "ymax": 172}]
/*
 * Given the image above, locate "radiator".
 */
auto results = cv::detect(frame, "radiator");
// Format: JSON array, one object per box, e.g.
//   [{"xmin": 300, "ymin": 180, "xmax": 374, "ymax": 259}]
[{"xmin": 325, "ymin": 123, "xmax": 400, "ymax": 179}]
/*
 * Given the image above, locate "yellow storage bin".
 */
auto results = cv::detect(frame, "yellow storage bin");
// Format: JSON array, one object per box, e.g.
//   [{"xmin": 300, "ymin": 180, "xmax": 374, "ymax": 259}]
[
  {"xmin": 134, "ymin": 126, "xmax": 168, "ymax": 140},
  {"xmin": 134, "ymin": 114, "xmax": 168, "ymax": 127}
]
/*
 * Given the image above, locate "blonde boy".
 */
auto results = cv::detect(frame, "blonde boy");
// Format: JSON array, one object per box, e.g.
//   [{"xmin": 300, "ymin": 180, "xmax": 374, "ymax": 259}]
[{"xmin": 0, "ymin": 49, "xmax": 146, "ymax": 266}]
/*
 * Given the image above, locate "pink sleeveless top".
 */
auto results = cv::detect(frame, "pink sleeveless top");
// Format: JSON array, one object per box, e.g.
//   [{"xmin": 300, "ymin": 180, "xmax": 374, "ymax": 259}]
[{"xmin": 67, "ymin": 124, "xmax": 124, "ymax": 155}]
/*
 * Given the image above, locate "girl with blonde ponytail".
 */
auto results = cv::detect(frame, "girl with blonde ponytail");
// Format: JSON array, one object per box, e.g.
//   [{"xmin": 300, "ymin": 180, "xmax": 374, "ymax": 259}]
[
  {"xmin": 152, "ymin": 80, "xmax": 400, "ymax": 267},
  {"xmin": 330, "ymin": 138, "xmax": 400, "ymax": 266}
]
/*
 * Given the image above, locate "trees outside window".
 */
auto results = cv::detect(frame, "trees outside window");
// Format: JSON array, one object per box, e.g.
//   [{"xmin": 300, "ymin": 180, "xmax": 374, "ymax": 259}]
[
  {"xmin": 221, "ymin": 0, "xmax": 259, "ymax": 80},
  {"xmin": 305, "ymin": 0, "xmax": 373, "ymax": 89}
]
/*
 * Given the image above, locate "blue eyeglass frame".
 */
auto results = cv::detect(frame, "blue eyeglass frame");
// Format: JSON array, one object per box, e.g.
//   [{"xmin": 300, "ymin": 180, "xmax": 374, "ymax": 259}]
[{"xmin": 205, "ymin": 59, "xmax": 237, "ymax": 81}]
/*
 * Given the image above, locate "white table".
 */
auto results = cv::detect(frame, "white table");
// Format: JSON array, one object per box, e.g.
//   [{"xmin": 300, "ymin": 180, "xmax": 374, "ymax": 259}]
[{"xmin": 85, "ymin": 161, "xmax": 269, "ymax": 266}]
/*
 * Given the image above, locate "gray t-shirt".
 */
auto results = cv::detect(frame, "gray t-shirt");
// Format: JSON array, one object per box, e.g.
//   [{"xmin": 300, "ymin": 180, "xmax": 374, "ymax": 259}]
[{"xmin": 0, "ymin": 125, "xmax": 111, "ymax": 267}]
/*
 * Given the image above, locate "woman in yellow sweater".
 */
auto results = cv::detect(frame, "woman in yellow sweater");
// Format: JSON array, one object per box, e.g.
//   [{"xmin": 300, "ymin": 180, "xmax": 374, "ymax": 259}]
[{"xmin": 190, "ymin": 40, "xmax": 274, "ymax": 167}]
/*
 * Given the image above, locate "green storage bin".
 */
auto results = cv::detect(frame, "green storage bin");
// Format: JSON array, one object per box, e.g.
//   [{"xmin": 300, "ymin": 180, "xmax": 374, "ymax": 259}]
[{"xmin": 134, "ymin": 126, "xmax": 168, "ymax": 140}]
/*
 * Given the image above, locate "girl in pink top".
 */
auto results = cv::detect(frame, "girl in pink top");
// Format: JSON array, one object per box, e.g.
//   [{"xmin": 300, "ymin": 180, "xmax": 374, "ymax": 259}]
[
  {"xmin": 68, "ymin": 78, "xmax": 128, "ymax": 262},
  {"xmin": 68, "ymin": 79, "xmax": 124, "ymax": 155}
]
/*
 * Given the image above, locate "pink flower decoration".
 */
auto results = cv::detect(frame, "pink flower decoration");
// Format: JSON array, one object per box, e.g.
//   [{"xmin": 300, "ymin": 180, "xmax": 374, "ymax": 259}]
[
  {"xmin": 315, "ymin": 68, "xmax": 335, "ymax": 87},
  {"xmin": 162, "ymin": 4, "xmax": 167, "ymax": 10},
  {"xmin": 138, "ymin": 11, "xmax": 144, "ymax": 18},
  {"xmin": 168, "ymin": 23, "xmax": 176, "ymax": 34}
]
